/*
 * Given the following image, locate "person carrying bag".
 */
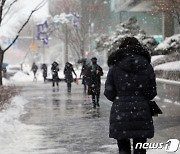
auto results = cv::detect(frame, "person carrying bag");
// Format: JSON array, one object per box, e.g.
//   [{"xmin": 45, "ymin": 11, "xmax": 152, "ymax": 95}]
[{"xmin": 104, "ymin": 37, "xmax": 158, "ymax": 154}]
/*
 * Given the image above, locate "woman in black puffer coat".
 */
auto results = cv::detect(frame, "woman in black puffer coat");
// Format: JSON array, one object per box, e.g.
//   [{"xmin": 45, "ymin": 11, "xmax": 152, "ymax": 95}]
[
  {"xmin": 64, "ymin": 62, "xmax": 77, "ymax": 93},
  {"xmin": 104, "ymin": 37, "xmax": 157, "ymax": 154}
]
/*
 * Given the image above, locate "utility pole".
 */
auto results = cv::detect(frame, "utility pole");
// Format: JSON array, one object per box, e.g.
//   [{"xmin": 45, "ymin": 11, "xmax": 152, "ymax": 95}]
[
  {"xmin": 80, "ymin": 0, "xmax": 90, "ymax": 58},
  {"xmin": 43, "ymin": 43, "xmax": 45, "ymax": 64},
  {"xmin": 65, "ymin": 23, "xmax": 69, "ymax": 63}
]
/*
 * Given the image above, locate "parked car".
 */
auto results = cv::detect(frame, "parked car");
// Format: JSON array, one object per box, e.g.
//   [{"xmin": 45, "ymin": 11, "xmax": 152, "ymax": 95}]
[
  {"xmin": 2, "ymin": 63, "xmax": 8, "ymax": 78},
  {"xmin": 6, "ymin": 65, "xmax": 22, "ymax": 78}
]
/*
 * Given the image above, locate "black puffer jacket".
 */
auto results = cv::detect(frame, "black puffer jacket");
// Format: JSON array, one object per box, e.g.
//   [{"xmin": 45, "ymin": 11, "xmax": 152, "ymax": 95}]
[
  {"xmin": 64, "ymin": 63, "xmax": 76, "ymax": 83},
  {"xmin": 104, "ymin": 52, "xmax": 157, "ymax": 139},
  {"xmin": 87, "ymin": 64, "xmax": 103, "ymax": 95}
]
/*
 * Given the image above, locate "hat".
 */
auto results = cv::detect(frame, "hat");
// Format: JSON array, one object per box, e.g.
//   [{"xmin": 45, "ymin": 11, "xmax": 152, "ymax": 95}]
[
  {"xmin": 52, "ymin": 61, "xmax": 59, "ymax": 66},
  {"xmin": 91, "ymin": 57, "xmax": 97, "ymax": 61}
]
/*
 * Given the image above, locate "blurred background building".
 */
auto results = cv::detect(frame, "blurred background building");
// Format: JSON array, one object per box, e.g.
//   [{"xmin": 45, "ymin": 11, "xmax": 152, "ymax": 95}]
[{"xmin": 3, "ymin": 0, "xmax": 180, "ymax": 65}]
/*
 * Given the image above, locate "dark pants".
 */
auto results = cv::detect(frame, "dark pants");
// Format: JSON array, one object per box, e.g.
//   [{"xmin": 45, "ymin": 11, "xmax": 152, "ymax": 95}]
[
  {"xmin": 43, "ymin": 77, "xmax": 47, "ymax": 83},
  {"xmin": 84, "ymin": 84, "xmax": 87, "ymax": 92},
  {"xmin": 67, "ymin": 83, "xmax": 71, "ymax": 92},
  {"xmin": 52, "ymin": 74, "xmax": 59, "ymax": 87},
  {"xmin": 52, "ymin": 80, "xmax": 59, "ymax": 87},
  {"xmin": 82, "ymin": 76, "xmax": 88, "ymax": 93},
  {"xmin": 92, "ymin": 94, "xmax": 100, "ymax": 108},
  {"xmin": 117, "ymin": 138, "xmax": 147, "ymax": 154},
  {"xmin": 33, "ymin": 72, "xmax": 37, "ymax": 81}
]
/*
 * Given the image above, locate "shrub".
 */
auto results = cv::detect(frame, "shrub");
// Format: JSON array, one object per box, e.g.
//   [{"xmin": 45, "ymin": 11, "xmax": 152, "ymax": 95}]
[{"xmin": 0, "ymin": 86, "xmax": 18, "ymax": 110}]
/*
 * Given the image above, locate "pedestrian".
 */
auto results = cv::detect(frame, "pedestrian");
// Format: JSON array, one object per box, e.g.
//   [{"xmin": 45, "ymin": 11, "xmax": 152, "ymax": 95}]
[
  {"xmin": 41, "ymin": 63, "xmax": 47, "ymax": 83},
  {"xmin": 80, "ymin": 59, "xmax": 90, "ymax": 93},
  {"xmin": 87, "ymin": 57, "xmax": 103, "ymax": 109},
  {"xmin": 51, "ymin": 61, "xmax": 59, "ymax": 87},
  {"xmin": 104, "ymin": 37, "xmax": 157, "ymax": 154},
  {"xmin": 64, "ymin": 62, "xmax": 77, "ymax": 93},
  {"xmin": 31, "ymin": 62, "xmax": 38, "ymax": 81}
]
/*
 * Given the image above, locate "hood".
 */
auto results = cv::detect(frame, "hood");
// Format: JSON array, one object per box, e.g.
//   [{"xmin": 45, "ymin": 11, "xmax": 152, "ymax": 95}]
[
  {"xmin": 118, "ymin": 54, "xmax": 149, "ymax": 73},
  {"xmin": 107, "ymin": 45, "xmax": 151, "ymax": 67}
]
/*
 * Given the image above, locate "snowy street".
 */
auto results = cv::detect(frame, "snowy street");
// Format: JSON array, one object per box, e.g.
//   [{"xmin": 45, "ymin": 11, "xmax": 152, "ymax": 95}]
[
  {"xmin": 0, "ymin": 79, "xmax": 179, "ymax": 154},
  {"xmin": 0, "ymin": 0, "xmax": 180, "ymax": 153}
]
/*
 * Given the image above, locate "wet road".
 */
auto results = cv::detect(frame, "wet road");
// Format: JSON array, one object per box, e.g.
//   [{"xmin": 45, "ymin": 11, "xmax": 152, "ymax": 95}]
[
  {"xmin": 20, "ymin": 82, "xmax": 117, "ymax": 154},
  {"xmin": 11, "ymin": 80, "xmax": 180, "ymax": 154},
  {"xmin": 151, "ymin": 80, "xmax": 180, "ymax": 144}
]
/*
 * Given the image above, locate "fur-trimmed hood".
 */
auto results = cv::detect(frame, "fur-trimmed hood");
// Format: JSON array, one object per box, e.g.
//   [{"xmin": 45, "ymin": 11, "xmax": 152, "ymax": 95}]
[
  {"xmin": 117, "ymin": 54, "xmax": 149, "ymax": 73},
  {"xmin": 107, "ymin": 45, "xmax": 151, "ymax": 67}
]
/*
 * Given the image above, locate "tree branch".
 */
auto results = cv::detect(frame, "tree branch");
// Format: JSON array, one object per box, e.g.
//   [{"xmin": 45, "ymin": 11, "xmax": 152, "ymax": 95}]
[
  {"xmin": 0, "ymin": 0, "xmax": 6, "ymax": 25},
  {"xmin": 2, "ymin": 0, "xmax": 17, "ymax": 21},
  {"xmin": 3, "ymin": 0, "xmax": 48, "ymax": 53}
]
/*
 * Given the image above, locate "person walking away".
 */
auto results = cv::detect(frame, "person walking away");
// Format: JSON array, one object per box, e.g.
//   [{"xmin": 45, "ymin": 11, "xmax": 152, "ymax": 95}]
[
  {"xmin": 88, "ymin": 57, "xmax": 103, "ymax": 109},
  {"xmin": 64, "ymin": 62, "xmax": 77, "ymax": 93},
  {"xmin": 41, "ymin": 63, "xmax": 47, "ymax": 83},
  {"xmin": 31, "ymin": 62, "xmax": 38, "ymax": 81},
  {"xmin": 80, "ymin": 59, "xmax": 90, "ymax": 93},
  {"xmin": 104, "ymin": 37, "xmax": 157, "ymax": 154},
  {"xmin": 51, "ymin": 61, "xmax": 59, "ymax": 87}
]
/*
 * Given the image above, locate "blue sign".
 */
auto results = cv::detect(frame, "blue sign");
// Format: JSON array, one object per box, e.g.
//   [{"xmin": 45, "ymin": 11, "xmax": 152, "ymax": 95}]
[{"xmin": 37, "ymin": 21, "xmax": 49, "ymax": 44}]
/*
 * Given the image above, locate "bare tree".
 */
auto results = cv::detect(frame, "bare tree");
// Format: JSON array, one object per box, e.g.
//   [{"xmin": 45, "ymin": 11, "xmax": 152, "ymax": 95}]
[
  {"xmin": 50, "ymin": 0, "xmax": 109, "ymax": 61},
  {"xmin": 49, "ymin": 0, "xmax": 81, "ymax": 16},
  {"xmin": 53, "ymin": 23, "xmax": 82, "ymax": 62},
  {"xmin": 0, "ymin": 0, "xmax": 48, "ymax": 86},
  {"xmin": 153, "ymin": 0, "xmax": 180, "ymax": 24},
  {"xmin": 153, "ymin": 0, "xmax": 180, "ymax": 38},
  {"xmin": 80, "ymin": 0, "xmax": 110, "ymax": 57}
]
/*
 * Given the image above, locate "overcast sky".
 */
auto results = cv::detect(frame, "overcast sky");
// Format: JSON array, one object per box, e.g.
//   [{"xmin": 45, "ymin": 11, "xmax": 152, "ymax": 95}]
[{"xmin": 1, "ymin": 0, "xmax": 49, "ymax": 65}]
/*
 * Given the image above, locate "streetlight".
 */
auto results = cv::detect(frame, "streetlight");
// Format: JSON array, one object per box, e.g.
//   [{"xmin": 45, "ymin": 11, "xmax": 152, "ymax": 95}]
[{"xmin": 52, "ymin": 13, "xmax": 80, "ymax": 63}]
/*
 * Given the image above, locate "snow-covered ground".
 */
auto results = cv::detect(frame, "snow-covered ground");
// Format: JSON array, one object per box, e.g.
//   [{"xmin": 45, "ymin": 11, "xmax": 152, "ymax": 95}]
[
  {"xmin": 0, "ymin": 86, "xmax": 179, "ymax": 154},
  {"xmin": 8, "ymin": 68, "xmax": 82, "ymax": 83},
  {"xmin": 10, "ymin": 71, "xmax": 34, "ymax": 82},
  {"xmin": 154, "ymin": 61, "xmax": 180, "ymax": 71},
  {"xmin": 0, "ymin": 96, "xmax": 44, "ymax": 153},
  {"xmin": 156, "ymin": 78, "xmax": 180, "ymax": 86},
  {"xmin": 151, "ymin": 55, "xmax": 165, "ymax": 63},
  {"xmin": 2, "ymin": 77, "xmax": 12, "ymax": 85},
  {"xmin": 1, "ymin": 64, "xmax": 179, "ymax": 154}
]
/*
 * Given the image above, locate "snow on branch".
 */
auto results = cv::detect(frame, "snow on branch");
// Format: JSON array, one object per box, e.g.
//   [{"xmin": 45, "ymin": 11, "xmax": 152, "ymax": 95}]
[
  {"xmin": 2, "ymin": 0, "xmax": 17, "ymax": 21},
  {"xmin": 95, "ymin": 17, "xmax": 158, "ymax": 55},
  {"xmin": 153, "ymin": 0, "xmax": 180, "ymax": 24},
  {"xmin": 0, "ymin": 0, "xmax": 6, "ymax": 25},
  {"xmin": 2, "ymin": 0, "xmax": 48, "ymax": 52}
]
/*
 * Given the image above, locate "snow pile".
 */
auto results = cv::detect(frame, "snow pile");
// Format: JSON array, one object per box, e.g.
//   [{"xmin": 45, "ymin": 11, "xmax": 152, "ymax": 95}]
[
  {"xmin": 2, "ymin": 77, "xmax": 11, "ymax": 85},
  {"xmin": 0, "ymin": 96, "xmax": 44, "ymax": 153},
  {"xmin": 155, "ymin": 34, "xmax": 180, "ymax": 55},
  {"xmin": 8, "ymin": 68, "xmax": 82, "ymax": 83},
  {"xmin": 0, "ymin": 96, "xmax": 28, "ymax": 146},
  {"xmin": 10, "ymin": 71, "xmax": 33, "ymax": 82},
  {"xmin": 156, "ymin": 78, "xmax": 180, "ymax": 86},
  {"xmin": 151, "ymin": 55, "xmax": 165, "ymax": 63},
  {"xmin": 154, "ymin": 61, "xmax": 180, "ymax": 71}
]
